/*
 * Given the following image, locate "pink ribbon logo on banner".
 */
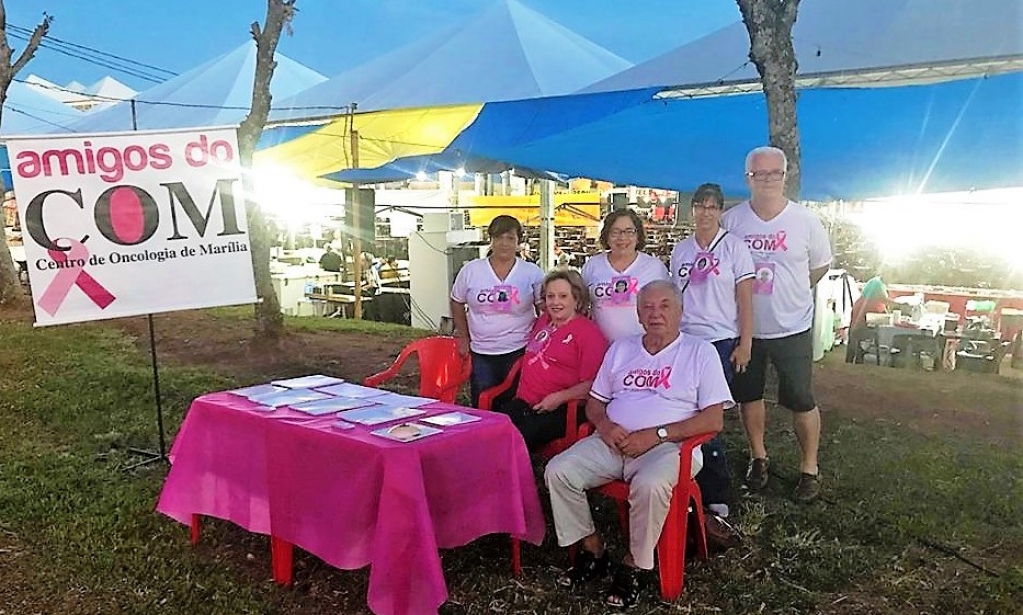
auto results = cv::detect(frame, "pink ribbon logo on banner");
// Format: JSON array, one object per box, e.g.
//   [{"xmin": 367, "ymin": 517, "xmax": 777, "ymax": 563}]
[{"xmin": 37, "ymin": 238, "xmax": 116, "ymax": 316}]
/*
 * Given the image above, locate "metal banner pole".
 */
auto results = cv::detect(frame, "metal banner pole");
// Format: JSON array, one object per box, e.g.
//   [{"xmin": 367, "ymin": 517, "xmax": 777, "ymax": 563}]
[{"xmin": 124, "ymin": 99, "xmax": 168, "ymax": 469}]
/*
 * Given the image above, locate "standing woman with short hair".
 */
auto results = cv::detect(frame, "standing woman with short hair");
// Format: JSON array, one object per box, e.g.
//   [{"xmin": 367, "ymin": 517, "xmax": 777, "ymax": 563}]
[
  {"xmin": 581, "ymin": 209, "xmax": 669, "ymax": 344},
  {"xmin": 669, "ymin": 182, "xmax": 754, "ymax": 541},
  {"xmin": 450, "ymin": 215, "xmax": 544, "ymax": 407}
]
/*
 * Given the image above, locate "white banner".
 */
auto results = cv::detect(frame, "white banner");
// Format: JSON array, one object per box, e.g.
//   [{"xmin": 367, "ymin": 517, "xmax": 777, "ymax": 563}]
[{"xmin": 7, "ymin": 127, "xmax": 257, "ymax": 326}]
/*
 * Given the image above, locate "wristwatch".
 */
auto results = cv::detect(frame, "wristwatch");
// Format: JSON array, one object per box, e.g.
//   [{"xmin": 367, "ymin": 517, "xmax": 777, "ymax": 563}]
[{"xmin": 656, "ymin": 426, "xmax": 669, "ymax": 443}]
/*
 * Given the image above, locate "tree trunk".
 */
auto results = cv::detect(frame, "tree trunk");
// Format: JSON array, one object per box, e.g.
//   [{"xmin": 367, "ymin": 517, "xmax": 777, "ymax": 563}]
[
  {"xmin": 737, "ymin": 0, "xmax": 802, "ymax": 199},
  {"xmin": 236, "ymin": 0, "xmax": 297, "ymax": 340},
  {"xmin": 0, "ymin": 5, "xmax": 51, "ymax": 306}
]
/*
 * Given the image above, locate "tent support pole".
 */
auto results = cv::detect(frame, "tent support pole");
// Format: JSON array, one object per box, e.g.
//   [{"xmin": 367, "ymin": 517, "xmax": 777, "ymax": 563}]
[{"xmin": 539, "ymin": 179, "xmax": 555, "ymax": 270}]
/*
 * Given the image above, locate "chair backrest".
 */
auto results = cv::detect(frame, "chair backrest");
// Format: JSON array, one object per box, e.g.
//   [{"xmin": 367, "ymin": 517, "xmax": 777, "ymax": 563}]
[{"xmin": 405, "ymin": 336, "xmax": 472, "ymax": 403}]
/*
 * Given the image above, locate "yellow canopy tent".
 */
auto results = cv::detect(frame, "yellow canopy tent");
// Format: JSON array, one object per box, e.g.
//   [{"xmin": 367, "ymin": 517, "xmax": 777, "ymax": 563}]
[{"xmin": 254, "ymin": 104, "xmax": 484, "ymax": 180}]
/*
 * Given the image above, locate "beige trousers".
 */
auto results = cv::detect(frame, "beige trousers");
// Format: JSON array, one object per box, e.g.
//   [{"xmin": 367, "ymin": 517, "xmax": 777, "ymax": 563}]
[{"xmin": 544, "ymin": 434, "xmax": 703, "ymax": 570}]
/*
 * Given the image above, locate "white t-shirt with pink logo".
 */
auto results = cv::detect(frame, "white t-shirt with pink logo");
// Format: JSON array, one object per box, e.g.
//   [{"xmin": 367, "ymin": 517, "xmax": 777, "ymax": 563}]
[
  {"xmin": 670, "ymin": 229, "xmax": 755, "ymax": 342},
  {"xmin": 450, "ymin": 257, "xmax": 543, "ymax": 355},
  {"xmin": 590, "ymin": 333, "xmax": 734, "ymax": 433},
  {"xmin": 582, "ymin": 251, "xmax": 669, "ymax": 343},
  {"xmin": 720, "ymin": 200, "xmax": 832, "ymax": 339}
]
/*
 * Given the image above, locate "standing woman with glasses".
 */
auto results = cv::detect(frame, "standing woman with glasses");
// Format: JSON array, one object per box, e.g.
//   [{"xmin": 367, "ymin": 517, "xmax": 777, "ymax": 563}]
[
  {"xmin": 582, "ymin": 209, "xmax": 669, "ymax": 344},
  {"xmin": 669, "ymin": 183, "xmax": 755, "ymax": 542},
  {"xmin": 451, "ymin": 215, "xmax": 544, "ymax": 407}
]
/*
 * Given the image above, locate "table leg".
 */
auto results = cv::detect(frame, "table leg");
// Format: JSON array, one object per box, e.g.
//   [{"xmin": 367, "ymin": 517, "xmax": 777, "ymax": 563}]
[
  {"xmin": 271, "ymin": 536, "xmax": 294, "ymax": 586},
  {"xmin": 190, "ymin": 514, "xmax": 201, "ymax": 545}
]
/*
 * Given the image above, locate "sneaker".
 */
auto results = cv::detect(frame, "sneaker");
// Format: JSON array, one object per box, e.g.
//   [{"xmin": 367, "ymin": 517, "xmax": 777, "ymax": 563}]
[
  {"xmin": 704, "ymin": 513, "xmax": 741, "ymax": 551},
  {"xmin": 745, "ymin": 457, "xmax": 769, "ymax": 490},
  {"xmin": 793, "ymin": 473, "xmax": 821, "ymax": 503}
]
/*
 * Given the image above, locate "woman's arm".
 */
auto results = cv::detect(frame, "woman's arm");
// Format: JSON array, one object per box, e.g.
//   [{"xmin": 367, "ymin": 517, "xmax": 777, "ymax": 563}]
[
  {"xmin": 533, "ymin": 379, "xmax": 593, "ymax": 412},
  {"xmin": 732, "ymin": 278, "xmax": 754, "ymax": 370},
  {"xmin": 449, "ymin": 299, "xmax": 470, "ymax": 355}
]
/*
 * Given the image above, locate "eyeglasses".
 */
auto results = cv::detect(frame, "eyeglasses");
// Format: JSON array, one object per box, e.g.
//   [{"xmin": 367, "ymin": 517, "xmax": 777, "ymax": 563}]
[
  {"xmin": 691, "ymin": 203, "xmax": 722, "ymax": 212},
  {"xmin": 609, "ymin": 228, "xmax": 637, "ymax": 238},
  {"xmin": 747, "ymin": 170, "xmax": 786, "ymax": 181}
]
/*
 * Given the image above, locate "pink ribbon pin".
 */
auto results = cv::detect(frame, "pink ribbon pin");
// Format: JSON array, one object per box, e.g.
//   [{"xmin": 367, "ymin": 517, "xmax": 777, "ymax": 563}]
[{"xmin": 37, "ymin": 238, "xmax": 116, "ymax": 316}]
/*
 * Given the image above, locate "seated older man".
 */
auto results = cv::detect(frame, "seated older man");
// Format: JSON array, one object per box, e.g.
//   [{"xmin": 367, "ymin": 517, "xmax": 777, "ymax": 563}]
[{"xmin": 544, "ymin": 280, "xmax": 733, "ymax": 609}]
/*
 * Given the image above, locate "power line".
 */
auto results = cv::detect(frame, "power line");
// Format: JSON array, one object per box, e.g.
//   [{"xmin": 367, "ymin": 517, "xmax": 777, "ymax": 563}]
[
  {"xmin": 8, "ymin": 23, "xmax": 177, "ymax": 78},
  {"xmin": 13, "ymin": 78, "xmax": 354, "ymax": 114},
  {"xmin": 6, "ymin": 29, "xmax": 166, "ymax": 83},
  {"xmin": 5, "ymin": 105, "xmax": 77, "ymax": 131}
]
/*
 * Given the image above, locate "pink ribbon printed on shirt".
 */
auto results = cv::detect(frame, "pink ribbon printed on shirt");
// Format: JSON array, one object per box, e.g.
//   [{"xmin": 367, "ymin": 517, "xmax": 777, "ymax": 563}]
[
  {"xmin": 774, "ymin": 230, "xmax": 788, "ymax": 251},
  {"xmin": 37, "ymin": 238, "xmax": 116, "ymax": 316},
  {"xmin": 688, "ymin": 252, "xmax": 721, "ymax": 285}
]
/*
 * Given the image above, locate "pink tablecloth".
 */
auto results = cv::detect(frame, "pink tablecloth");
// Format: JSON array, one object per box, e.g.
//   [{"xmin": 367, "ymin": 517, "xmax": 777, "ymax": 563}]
[{"xmin": 156, "ymin": 392, "xmax": 545, "ymax": 615}]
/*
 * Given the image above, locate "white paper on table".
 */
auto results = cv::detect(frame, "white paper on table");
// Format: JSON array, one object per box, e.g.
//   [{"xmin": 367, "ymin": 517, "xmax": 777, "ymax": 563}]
[
  {"xmin": 368, "ymin": 391, "xmax": 438, "ymax": 408},
  {"xmin": 370, "ymin": 422, "xmax": 443, "ymax": 442},
  {"xmin": 230, "ymin": 383, "xmax": 286, "ymax": 399},
  {"xmin": 420, "ymin": 411, "xmax": 481, "ymax": 426},
  {"xmin": 338, "ymin": 405, "xmax": 427, "ymax": 425},
  {"xmin": 272, "ymin": 374, "xmax": 346, "ymax": 389},
  {"xmin": 249, "ymin": 388, "xmax": 333, "ymax": 408},
  {"xmin": 290, "ymin": 397, "xmax": 381, "ymax": 415},
  {"xmin": 316, "ymin": 382, "xmax": 390, "ymax": 399}
]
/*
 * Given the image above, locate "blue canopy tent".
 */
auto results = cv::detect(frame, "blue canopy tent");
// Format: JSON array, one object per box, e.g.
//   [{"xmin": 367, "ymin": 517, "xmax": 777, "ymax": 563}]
[
  {"xmin": 309, "ymin": 87, "xmax": 661, "ymax": 184},
  {"xmin": 2, "ymin": 80, "xmax": 83, "ymax": 135},
  {"xmin": 459, "ymin": 71, "xmax": 1023, "ymax": 200},
  {"xmin": 370, "ymin": 0, "xmax": 1023, "ymax": 200},
  {"xmin": 256, "ymin": 0, "xmax": 638, "ymax": 183},
  {"xmin": 1, "ymin": 81, "xmax": 86, "ymax": 187},
  {"xmin": 583, "ymin": 0, "xmax": 1023, "ymax": 94},
  {"xmin": 269, "ymin": 0, "xmax": 631, "ymax": 122},
  {"xmin": 46, "ymin": 41, "xmax": 327, "ymax": 133}
]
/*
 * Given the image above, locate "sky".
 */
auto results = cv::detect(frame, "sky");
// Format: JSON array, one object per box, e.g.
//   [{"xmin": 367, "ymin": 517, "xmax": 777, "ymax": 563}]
[{"xmin": 4, "ymin": 0, "xmax": 741, "ymax": 91}]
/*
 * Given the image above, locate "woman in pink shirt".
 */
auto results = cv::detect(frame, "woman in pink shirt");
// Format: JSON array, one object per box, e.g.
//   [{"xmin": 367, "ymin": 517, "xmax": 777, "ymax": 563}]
[{"xmin": 497, "ymin": 269, "xmax": 608, "ymax": 450}]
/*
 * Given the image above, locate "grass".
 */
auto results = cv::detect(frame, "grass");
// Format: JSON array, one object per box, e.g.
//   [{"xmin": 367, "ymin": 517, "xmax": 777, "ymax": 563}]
[{"xmin": 0, "ymin": 308, "xmax": 1020, "ymax": 614}]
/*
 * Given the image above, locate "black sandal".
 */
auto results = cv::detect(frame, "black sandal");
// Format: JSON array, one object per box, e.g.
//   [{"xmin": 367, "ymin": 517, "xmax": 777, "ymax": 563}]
[
  {"xmin": 556, "ymin": 549, "xmax": 609, "ymax": 590},
  {"xmin": 605, "ymin": 565, "xmax": 644, "ymax": 609}
]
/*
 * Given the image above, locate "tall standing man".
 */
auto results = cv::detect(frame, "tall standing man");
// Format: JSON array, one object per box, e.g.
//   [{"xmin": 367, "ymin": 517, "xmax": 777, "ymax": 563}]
[{"xmin": 720, "ymin": 146, "xmax": 832, "ymax": 502}]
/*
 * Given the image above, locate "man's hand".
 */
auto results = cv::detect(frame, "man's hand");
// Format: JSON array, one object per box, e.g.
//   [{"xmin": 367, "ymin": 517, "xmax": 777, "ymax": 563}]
[
  {"xmin": 456, "ymin": 335, "xmax": 470, "ymax": 357},
  {"xmin": 596, "ymin": 419, "xmax": 629, "ymax": 450},
  {"xmin": 618, "ymin": 428, "xmax": 660, "ymax": 458},
  {"xmin": 533, "ymin": 392, "xmax": 563, "ymax": 413},
  {"xmin": 731, "ymin": 341, "xmax": 752, "ymax": 374}
]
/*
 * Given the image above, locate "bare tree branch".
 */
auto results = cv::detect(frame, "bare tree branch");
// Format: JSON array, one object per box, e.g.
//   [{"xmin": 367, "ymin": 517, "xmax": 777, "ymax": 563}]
[{"xmin": 0, "ymin": 2, "xmax": 52, "ymax": 305}]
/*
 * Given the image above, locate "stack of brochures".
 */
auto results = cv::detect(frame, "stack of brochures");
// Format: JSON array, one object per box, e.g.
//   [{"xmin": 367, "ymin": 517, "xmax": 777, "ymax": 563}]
[
  {"xmin": 227, "ymin": 375, "xmax": 445, "ymax": 423},
  {"xmin": 338, "ymin": 405, "xmax": 427, "ymax": 425},
  {"xmin": 271, "ymin": 375, "xmax": 346, "ymax": 389}
]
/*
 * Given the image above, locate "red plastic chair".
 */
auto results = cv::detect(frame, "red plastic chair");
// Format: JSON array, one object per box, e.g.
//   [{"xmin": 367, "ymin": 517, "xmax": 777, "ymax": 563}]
[
  {"xmin": 575, "ymin": 425, "xmax": 717, "ymax": 600},
  {"xmin": 479, "ymin": 357, "xmax": 587, "ymax": 577},
  {"xmin": 477, "ymin": 358, "xmax": 585, "ymax": 459},
  {"xmin": 364, "ymin": 336, "xmax": 471, "ymax": 403}
]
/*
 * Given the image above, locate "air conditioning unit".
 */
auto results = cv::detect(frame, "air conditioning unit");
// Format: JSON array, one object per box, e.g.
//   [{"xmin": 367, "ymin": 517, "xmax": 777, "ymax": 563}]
[
  {"xmin": 422, "ymin": 211, "xmax": 466, "ymax": 232},
  {"xmin": 449, "ymin": 210, "xmax": 466, "ymax": 231}
]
